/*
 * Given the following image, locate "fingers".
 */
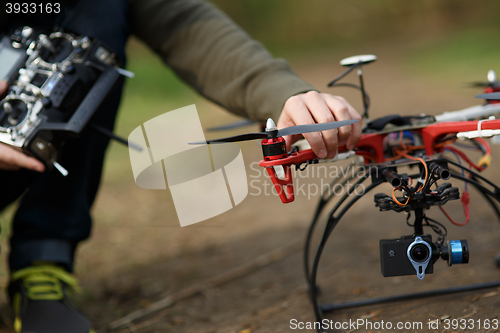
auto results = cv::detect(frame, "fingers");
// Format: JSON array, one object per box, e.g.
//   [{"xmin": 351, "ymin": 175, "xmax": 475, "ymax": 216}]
[
  {"xmin": 345, "ymin": 106, "xmax": 362, "ymax": 150},
  {"xmin": 322, "ymin": 95, "xmax": 351, "ymax": 145},
  {"xmin": 0, "ymin": 144, "xmax": 45, "ymax": 172},
  {"xmin": 280, "ymin": 95, "xmax": 328, "ymax": 158},
  {"xmin": 324, "ymin": 95, "xmax": 362, "ymax": 150},
  {"xmin": 278, "ymin": 92, "xmax": 362, "ymax": 159},
  {"xmin": 303, "ymin": 92, "xmax": 338, "ymax": 158}
]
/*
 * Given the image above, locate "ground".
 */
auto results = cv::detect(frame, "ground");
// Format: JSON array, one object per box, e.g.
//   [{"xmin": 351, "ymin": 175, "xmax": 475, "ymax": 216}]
[{"xmin": 0, "ymin": 39, "xmax": 500, "ymax": 333}]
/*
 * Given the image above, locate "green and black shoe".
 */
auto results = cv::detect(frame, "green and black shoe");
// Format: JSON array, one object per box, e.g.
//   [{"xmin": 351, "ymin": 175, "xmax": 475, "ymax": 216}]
[{"xmin": 9, "ymin": 264, "xmax": 93, "ymax": 333}]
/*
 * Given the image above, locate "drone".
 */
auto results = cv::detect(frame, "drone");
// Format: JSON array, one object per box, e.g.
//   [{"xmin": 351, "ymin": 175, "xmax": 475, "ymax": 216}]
[
  {"xmin": 199, "ymin": 55, "xmax": 500, "ymax": 204},
  {"xmin": 198, "ymin": 55, "xmax": 500, "ymax": 332}
]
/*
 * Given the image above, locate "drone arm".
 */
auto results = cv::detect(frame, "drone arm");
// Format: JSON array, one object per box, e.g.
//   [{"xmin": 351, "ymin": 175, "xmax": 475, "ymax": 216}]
[
  {"xmin": 420, "ymin": 119, "xmax": 500, "ymax": 155},
  {"xmin": 259, "ymin": 149, "xmax": 315, "ymax": 204},
  {"xmin": 265, "ymin": 165, "xmax": 295, "ymax": 203},
  {"xmin": 260, "ymin": 133, "xmax": 386, "ymax": 169},
  {"xmin": 435, "ymin": 104, "xmax": 500, "ymax": 122}
]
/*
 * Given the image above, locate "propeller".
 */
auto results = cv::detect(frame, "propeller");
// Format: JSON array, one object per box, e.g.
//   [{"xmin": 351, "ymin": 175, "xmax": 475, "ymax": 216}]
[
  {"xmin": 468, "ymin": 70, "xmax": 499, "ymax": 88},
  {"xmin": 190, "ymin": 118, "xmax": 358, "ymax": 144},
  {"xmin": 468, "ymin": 82, "xmax": 497, "ymax": 88},
  {"xmin": 476, "ymin": 92, "xmax": 500, "ymax": 100}
]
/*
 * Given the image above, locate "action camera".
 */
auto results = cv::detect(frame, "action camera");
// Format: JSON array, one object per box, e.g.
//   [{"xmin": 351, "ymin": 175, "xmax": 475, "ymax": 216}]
[{"xmin": 380, "ymin": 235, "xmax": 469, "ymax": 279}]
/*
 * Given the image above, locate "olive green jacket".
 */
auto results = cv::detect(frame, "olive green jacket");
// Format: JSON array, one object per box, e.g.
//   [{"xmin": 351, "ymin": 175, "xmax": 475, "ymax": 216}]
[{"xmin": 129, "ymin": 0, "xmax": 315, "ymax": 122}]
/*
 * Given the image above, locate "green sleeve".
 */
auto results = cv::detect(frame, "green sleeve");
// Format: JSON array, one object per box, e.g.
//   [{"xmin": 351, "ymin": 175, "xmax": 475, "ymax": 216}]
[{"xmin": 129, "ymin": 0, "xmax": 315, "ymax": 122}]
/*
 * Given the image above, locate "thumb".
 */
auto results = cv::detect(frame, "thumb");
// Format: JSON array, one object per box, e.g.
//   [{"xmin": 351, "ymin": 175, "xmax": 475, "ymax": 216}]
[{"xmin": 0, "ymin": 80, "xmax": 7, "ymax": 94}]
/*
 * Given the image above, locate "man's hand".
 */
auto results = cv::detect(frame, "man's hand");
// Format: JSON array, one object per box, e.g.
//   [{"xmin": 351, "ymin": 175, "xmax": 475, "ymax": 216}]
[
  {"xmin": 0, "ymin": 80, "xmax": 45, "ymax": 172},
  {"xmin": 278, "ymin": 91, "xmax": 362, "ymax": 159}
]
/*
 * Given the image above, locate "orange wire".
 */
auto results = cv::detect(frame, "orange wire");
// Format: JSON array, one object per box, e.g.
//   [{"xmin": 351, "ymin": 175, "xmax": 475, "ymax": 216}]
[
  {"xmin": 401, "ymin": 139, "xmax": 455, "ymax": 153},
  {"xmin": 399, "ymin": 131, "xmax": 407, "ymax": 151},
  {"xmin": 392, "ymin": 188, "xmax": 410, "ymax": 206},
  {"xmin": 398, "ymin": 151, "xmax": 428, "ymax": 192},
  {"xmin": 356, "ymin": 153, "xmax": 376, "ymax": 162},
  {"xmin": 383, "ymin": 133, "xmax": 456, "ymax": 163},
  {"xmin": 378, "ymin": 134, "xmax": 456, "ymax": 207},
  {"xmin": 434, "ymin": 138, "xmax": 457, "ymax": 148}
]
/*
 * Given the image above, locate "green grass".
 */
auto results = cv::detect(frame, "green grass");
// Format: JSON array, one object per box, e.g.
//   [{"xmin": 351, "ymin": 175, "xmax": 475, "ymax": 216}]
[{"xmin": 403, "ymin": 27, "xmax": 500, "ymax": 83}]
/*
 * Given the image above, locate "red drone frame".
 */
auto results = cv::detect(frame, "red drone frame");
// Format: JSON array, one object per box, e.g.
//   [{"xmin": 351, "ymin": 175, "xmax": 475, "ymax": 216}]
[{"xmin": 259, "ymin": 118, "xmax": 500, "ymax": 203}]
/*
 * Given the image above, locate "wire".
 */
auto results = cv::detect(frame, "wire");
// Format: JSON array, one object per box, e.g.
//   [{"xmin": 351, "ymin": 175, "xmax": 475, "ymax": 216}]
[
  {"xmin": 399, "ymin": 131, "xmax": 407, "ymax": 151},
  {"xmin": 445, "ymin": 146, "xmax": 484, "ymax": 171},
  {"xmin": 472, "ymin": 137, "xmax": 492, "ymax": 169},
  {"xmin": 453, "ymin": 141, "xmax": 481, "ymax": 152},
  {"xmin": 327, "ymin": 64, "xmax": 359, "ymax": 86},
  {"xmin": 399, "ymin": 152, "xmax": 428, "ymax": 192},
  {"xmin": 383, "ymin": 147, "xmax": 429, "ymax": 207},
  {"xmin": 407, "ymin": 177, "xmax": 413, "ymax": 187},
  {"xmin": 474, "ymin": 137, "xmax": 491, "ymax": 155},
  {"xmin": 420, "ymin": 162, "xmax": 441, "ymax": 193},
  {"xmin": 439, "ymin": 205, "xmax": 469, "ymax": 226},
  {"xmin": 328, "ymin": 82, "xmax": 370, "ymax": 119},
  {"xmin": 406, "ymin": 211, "xmax": 413, "ymax": 227},
  {"xmin": 424, "ymin": 216, "xmax": 448, "ymax": 245},
  {"xmin": 443, "ymin": 148, "xmax": 471, "ymax": 224},
  {"xmin": 354, "ymin": 150, "xmax": 377, "ymax": 162},
  {"xmin": 435, "ymin": 134, "xmax": 457, "ymax": 145},
  {"xmin": 444, "ymin": 147, "xmax": 468, "ymax": 192},
  {"xmin": 392, "ymin": 188, "xmax": 410, "ymax": 206},
  {"xmin": 434, "ymin": 138, "xmax": 458, "ymax": 149}
]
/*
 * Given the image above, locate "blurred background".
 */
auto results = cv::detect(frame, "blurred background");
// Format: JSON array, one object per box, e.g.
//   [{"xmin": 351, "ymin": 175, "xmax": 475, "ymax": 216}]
[{"xmin": 1, "ymin": 1, "xmax": 500, "ymax": 331}]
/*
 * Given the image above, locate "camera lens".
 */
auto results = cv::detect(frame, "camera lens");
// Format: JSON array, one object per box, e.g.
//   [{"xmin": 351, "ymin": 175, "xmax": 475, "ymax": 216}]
[{"xmin": 410, "ymin": 244, "xmax": 429, "ymax": 262}]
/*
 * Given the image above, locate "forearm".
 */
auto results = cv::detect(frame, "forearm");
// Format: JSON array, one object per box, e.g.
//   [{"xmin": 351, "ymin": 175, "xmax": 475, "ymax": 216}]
[{"xmin": 129, "ymin": 0, "xmax": 314, "ymax": 121}]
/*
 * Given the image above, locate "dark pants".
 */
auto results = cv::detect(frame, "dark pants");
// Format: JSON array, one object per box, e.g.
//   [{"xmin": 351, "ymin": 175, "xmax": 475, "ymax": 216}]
[{"xmin": 0, "ymin": 0, "xmax": 130, "ymax": 272}]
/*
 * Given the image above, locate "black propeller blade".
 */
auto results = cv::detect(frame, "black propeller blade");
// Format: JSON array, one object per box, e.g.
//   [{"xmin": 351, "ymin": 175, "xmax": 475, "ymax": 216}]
[
  {"xmin": 468, "ymin": 81, "xmax": 495, "ymax": 88},
  {"xmin": 190, "ymin": 119, "xmax": 358, "ymax": 145},
  {"xmin": 468, "ymin": 70, "xmax": 498, "ymax": 88},
  {"xmin": 190, "ymin": 132, "xmax": 267, "ymax": 144}
]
